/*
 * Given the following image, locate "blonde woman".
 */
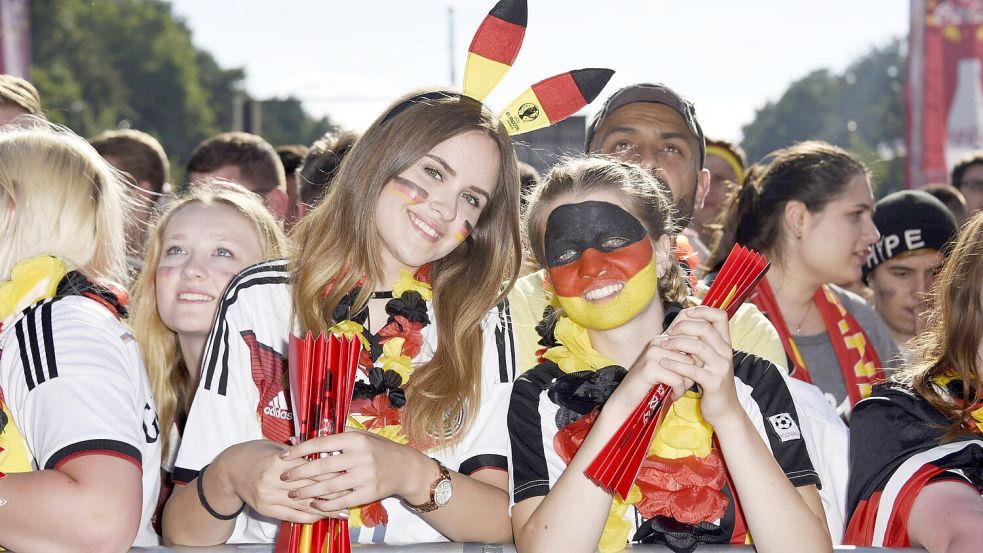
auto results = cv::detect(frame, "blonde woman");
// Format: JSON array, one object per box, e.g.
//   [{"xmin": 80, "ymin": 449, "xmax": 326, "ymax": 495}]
[
  {"xmin": 163, "ymin": 89, "xmax": 522, "ymax": 546},
  {"xmin": 130, "ymin": 180, "xmax": 285, "ymax": 518},
  {"xmin": 0, "ymin": 125, "xmax": 161, "ymax": 550}
]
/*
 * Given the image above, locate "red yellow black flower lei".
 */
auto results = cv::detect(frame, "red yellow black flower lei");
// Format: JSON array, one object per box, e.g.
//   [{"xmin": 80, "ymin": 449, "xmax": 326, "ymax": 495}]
[{"xmin": 326, "ymin": 265, "xmax": 433, "ymax": 528}]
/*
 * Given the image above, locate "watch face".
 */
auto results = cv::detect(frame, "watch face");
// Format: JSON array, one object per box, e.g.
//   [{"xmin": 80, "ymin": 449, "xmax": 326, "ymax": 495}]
[{"xmin": 434, "ymin": 479, "xmax": 453, "ymax": 506}]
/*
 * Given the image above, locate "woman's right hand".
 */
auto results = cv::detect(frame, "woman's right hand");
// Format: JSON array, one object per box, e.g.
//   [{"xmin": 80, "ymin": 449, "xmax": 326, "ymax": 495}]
[
  {"xmin": 609, "ymin": 336, "xmax": 696, "ymax": 412},
  {"xmin": 212, "ymin": 439, "xmax": 324, "ymax": 524}
]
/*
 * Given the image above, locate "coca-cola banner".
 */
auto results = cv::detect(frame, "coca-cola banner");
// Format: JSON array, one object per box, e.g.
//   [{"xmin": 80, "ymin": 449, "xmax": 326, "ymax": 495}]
[{"xmin": 0, "ymin": 0, "xmax": 29, "ymax": 78}]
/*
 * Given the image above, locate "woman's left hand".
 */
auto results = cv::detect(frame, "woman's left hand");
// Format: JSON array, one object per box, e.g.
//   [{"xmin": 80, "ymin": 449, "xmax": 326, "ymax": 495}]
[
  {"xmin": 661, "ymin": 306, "xmax": 740, "ymax": 427},
  {"xmin": 278, "ymin": 429, "xmax": 432, "ymax": 514}
]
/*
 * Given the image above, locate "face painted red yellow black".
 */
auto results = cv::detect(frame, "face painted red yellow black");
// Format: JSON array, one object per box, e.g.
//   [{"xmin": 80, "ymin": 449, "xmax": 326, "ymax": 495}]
[{"xmin": 545, "ymin": 200, "xmax": 659, "ymax": 330}]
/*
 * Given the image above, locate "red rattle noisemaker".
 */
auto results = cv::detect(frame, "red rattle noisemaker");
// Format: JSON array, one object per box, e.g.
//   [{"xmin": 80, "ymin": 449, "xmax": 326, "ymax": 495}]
[
  {"xmin": 274, "ymin": 332, "xmax": 362, "ymax": 553},
  {"xmin": 583, "ymin": 244, "xmax": 770, "ymax": 499}
]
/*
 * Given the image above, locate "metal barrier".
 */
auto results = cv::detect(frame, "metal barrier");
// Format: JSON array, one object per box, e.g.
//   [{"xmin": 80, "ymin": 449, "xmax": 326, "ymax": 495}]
[{"xmin": 131, "ymin": 543, "xmax": 928, "ymax": 552}]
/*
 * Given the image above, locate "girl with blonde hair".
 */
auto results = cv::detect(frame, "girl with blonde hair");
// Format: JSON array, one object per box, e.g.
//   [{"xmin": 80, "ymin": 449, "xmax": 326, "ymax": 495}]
[
  {"xmin": 130, "ymin": 180, "xmax": 285, "ymax": 491},
  {"xmin": 510, "ymin": 156, "xmax": 830, "ymax": 552},
  {"xmin": 0, "ymin": 125, "xmax": 161, "ymax": 550},
  {"xmin": 163, "ymin": 88, "xmax": 523, "ymax": 546}
]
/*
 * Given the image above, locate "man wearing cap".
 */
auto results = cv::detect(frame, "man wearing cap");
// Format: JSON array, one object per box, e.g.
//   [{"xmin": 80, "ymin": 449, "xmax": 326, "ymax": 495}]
[
  {"xmin": 864, "ymin": 190, "xmax": 958, "ymax": 353},
  {"xmin": 584, "ymin": 83, "xmax": 710, "ymax": 275},
  {"xmin": 0, "ymin": 74, "xmax": 43, "ymax": 125}
]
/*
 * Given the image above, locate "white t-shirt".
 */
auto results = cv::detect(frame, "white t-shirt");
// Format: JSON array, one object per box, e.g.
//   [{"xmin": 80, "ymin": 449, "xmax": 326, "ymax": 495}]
[
  {"xmin": 0, "ymin": 295, "xmax": 162, "ymax": 547},
  {"xmin": 174, "ymin": 259, "xmax": 517, "ymax": 544}
]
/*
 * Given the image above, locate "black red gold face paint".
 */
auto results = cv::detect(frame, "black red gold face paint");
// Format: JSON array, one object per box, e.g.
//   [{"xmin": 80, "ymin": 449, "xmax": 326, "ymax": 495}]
[
  {"xmin": 454, "ymin": 219, "xmax": 474, "ymax": 242},
  {"xmin": 390, "ymin": 176, "xmax": 429, "ymax": 205},
  {"xmin": 544, "ymin": 200, "xmax": 659, "ymax": 330}
]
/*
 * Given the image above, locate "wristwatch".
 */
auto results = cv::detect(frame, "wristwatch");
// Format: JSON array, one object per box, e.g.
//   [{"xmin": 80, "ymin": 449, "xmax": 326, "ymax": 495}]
[{"xmin": 405, "ymin": 458, "xmax": 453, "ymax": 513}]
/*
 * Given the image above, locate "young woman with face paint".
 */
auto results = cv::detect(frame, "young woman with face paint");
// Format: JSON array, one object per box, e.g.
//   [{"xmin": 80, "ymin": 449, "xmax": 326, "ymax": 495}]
[
  {"xmin": 509, "ymin": 157, "xmax": 830, "ymax": 553},
  {"xmin": 161, "ymin": 88, "xmax": 523, "ymax": 547}
]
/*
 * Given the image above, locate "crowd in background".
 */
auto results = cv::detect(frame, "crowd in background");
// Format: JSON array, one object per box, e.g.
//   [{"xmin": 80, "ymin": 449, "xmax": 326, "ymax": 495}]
[{"xmin": 0, "ymin": 64, "xmax": 981, "ymax": 553}]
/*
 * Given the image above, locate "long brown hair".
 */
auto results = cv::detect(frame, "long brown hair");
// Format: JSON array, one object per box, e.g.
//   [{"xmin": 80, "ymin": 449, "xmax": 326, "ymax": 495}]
[
  {"xmin": 289, "ymin": 88, "xmax": 522, "ymax": 446},
  {"xmin": 130, "ymin": 180, "xmax": 286, "ymax": 459},
  {"xmin": 524, "ymin": 156, "xmax": 689, "ymax": 307},
  {"xmin": 898, "ymin": 212, "xmax": 983, "ymax": 439}
]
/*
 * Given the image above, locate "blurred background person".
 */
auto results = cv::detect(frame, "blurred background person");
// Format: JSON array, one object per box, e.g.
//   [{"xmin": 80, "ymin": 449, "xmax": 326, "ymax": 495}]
[
  {"xmin": 0, "ymin": 74, "xmax": 43, "ymax": 126},
  {"xmin": 692, "ymin": 138, "xmax": 747, "ymax": 262},
  {"xmin": 921, "ymin": 182, "xmax": 968, "ymax": 228},
  {"xmin": 186, "ymin": 132, "xmax": 288, "ymax": 221},
  {"xmin": 275, "ymin": 143, "xmax": 308, "ymax": 228},
  {"xmin": 950, "ymin": 152, "xmax": 983, "ymax": 215},
  {"xmin": 90, "ymin": 128, "xmax": 172, "ymax": 270},
  {"xmin": 863, "ymin": 190, "xmax": 957, "ymax": 357},
  {"xmin": 297, "ymin": 130, "xmax": 358, "ymax": 213}
]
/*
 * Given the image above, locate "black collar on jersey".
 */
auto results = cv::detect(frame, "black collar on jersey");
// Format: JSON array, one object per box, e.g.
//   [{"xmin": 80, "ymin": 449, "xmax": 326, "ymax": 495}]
[{"xmin": 55, "ymin": 271, "xmax": 127, "ymax": 320}]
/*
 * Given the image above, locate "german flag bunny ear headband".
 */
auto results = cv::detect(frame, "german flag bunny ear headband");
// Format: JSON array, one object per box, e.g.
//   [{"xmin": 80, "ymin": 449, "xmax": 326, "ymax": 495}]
[{"xmin": 381, "ymin": 0, "xmax": 614, "ymax": 136}]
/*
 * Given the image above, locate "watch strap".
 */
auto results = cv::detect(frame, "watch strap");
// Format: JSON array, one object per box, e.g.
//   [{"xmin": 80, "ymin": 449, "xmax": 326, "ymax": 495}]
[{"xmin": 405, "ymin": 458, "xmax": 452, "ymax": 514}]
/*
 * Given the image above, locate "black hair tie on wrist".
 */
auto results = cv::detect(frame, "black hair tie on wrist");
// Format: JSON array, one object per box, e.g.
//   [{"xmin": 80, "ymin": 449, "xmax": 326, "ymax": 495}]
[{"xmin": 196, "ymin": 463, "xmax": 245, "ymax": 520}]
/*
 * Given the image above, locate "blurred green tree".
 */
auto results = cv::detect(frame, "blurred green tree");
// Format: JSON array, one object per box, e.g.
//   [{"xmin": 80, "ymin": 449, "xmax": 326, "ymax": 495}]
[
  {"xmin": 29, "ymin": 0, "xmax": 334, "ymax": 173},
  {"xmin": 741, "ymin": 38, "xmax": 905, "ymax": 197}
]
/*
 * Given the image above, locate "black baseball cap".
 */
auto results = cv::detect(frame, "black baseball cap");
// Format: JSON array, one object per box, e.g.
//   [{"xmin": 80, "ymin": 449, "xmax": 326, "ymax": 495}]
[{"xmin": 584, "ymin": 83, "xmax": 706, "ymax": 166}]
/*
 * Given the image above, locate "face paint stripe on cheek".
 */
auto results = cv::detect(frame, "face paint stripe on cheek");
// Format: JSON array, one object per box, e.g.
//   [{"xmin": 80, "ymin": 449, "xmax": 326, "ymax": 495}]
[
  {"xmin": 454, "ymin": 219, "xmax": 473, "ymax": 242},
  {"xmin": 389, "ymin": 176, "xmax": 429, "ymax": 204}
]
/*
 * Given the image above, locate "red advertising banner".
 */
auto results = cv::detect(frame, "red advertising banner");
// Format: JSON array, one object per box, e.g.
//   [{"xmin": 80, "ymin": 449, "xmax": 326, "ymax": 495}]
[{"xmin": 0, "ymin": 0, "xmax": 30, "ymax": 78}]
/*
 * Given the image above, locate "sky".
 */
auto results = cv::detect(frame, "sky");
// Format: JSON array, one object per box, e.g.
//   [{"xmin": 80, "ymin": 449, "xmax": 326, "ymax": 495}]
[{"xmin": 167, "ymin": 1, "xmax": 909, "ymax": 142}]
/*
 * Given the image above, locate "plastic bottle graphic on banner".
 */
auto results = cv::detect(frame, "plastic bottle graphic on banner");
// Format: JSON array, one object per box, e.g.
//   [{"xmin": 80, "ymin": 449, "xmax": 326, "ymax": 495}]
[{"xmin": 946, "ymin": 58, "xmax": 983, "ymax": 170}]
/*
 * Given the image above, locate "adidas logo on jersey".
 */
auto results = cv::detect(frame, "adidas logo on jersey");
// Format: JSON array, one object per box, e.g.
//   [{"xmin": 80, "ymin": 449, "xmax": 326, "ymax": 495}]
[{"xmin": 263, "ymin": 391, "xmax": 293, "ymax": 421}]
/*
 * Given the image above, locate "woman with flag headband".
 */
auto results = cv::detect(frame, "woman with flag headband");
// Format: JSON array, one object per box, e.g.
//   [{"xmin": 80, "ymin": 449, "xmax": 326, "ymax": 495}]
[
  {"xmin": 508, "ymin": 156, "xmax": 830, "ymax": 552},
  {"xmin": 844, "ymin": 211, "xmax": 983, "ymax": 551},
  {"xmin": 707, "ymin": 140, "xmax": 899, "ymax": 417},
  {"xmin": 162, "ymin": 0, "xmax": 614, "ymax": 547}
]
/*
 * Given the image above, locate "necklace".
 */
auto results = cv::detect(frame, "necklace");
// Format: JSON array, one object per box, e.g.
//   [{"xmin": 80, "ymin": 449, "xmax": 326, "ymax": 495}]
[{"xmin": 792, "ymin": 300, "xmax": 814, "ymax": 334}]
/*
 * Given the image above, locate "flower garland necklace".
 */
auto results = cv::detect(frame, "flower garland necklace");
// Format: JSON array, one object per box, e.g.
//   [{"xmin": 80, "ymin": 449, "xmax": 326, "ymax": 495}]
[
  {"xmin": 540, "ymin": 308, "xmax": 729, "ymax": 553},
  {"xmin": 325, "ymin": 264, "xmax": 433, "ymax": 528}
]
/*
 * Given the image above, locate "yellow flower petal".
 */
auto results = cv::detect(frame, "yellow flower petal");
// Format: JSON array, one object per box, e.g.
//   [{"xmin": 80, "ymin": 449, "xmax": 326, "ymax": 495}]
[
  {"xmin": 329, "ymin": 320, "xmax": 370, "ymax": 351},
  {"xmin": 370, "ymin": 424, "xmax": 408, "ymax": 444},
  {"xmin": 348, "ymin": 506, "xmax": 363, "ymax": 528},
  {"xmin": 380, "ymin": 337, "xmax": 413, "ymax": 381},
  {"xmin": 0, "ymin": 256, "xmax": 68, "ymax": 323},
  {"xmin": 392, "ymin": 269, "xmax": 433, "ymax": 301},
  {"xmin": 599, "ymin": 495, "xmax": 634, "ymax": 553},
  {"xmin": 651, "ymin": 391, "xmax": 714, "ymax": 459},
  {"xmin": 543, "ymin": 317, "xmax": 615, "ymax": 373}
]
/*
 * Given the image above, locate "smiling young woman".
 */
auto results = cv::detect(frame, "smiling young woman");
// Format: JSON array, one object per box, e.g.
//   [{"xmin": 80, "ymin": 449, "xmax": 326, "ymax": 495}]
[
  {"xmin": 509, "ymin": 157, "xmax": 830, "ymax": 553},
  {"xmin": 129, "ymin": 179, "xmax": 286, "ymax": 530},
  {"xmin": 161, "ymin": 88, "xmax": 523, "ymax": 547}
]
